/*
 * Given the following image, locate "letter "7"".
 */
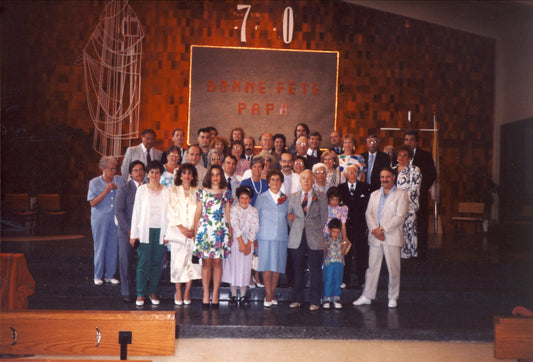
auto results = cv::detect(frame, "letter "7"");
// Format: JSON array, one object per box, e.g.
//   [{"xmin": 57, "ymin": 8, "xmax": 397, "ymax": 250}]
[{"xmin": 237, "ymin": 4, "xmax": 251, "ymax": 42}]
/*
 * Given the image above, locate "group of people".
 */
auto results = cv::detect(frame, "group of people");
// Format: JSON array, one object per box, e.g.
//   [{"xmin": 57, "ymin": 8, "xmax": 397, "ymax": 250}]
[{"xmin": 88, "ymin": 123, "xmax": 436, "ymax": 310}]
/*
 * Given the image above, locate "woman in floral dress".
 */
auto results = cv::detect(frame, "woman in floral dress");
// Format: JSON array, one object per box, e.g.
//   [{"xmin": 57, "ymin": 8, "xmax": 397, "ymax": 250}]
[
  {"xmin": 394, "ymin": 145, "xmax": 421, "ymax": 259},
  {"xmin": 193, "ymin": 165, "xmax": 231, "ymax": 306}
]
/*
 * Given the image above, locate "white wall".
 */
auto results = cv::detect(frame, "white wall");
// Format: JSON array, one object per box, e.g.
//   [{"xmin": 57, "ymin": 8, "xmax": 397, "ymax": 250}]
[{"xmin": 346, "ymin": 0, "xmax": 533, "ymax": 219}]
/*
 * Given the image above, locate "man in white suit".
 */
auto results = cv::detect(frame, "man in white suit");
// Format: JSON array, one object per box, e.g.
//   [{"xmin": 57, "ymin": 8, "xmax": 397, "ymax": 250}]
[
  {"xmin": 353, "ymin": 166, "xmax": 408, "ymax": 308},
  {"xmin": 121, "ymin": 129, "xmax": 162, "ymax": 180}
]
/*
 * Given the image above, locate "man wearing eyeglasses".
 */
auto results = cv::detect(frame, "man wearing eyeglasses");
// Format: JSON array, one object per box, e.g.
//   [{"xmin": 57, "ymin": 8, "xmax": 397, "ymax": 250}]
[
  {"xmin": 362, "ymin": 135, "xmax": 390, "ymax": 192},
  {"xmin": 292, "ymin": 136, "xmax": 310, "ymax": 169}
]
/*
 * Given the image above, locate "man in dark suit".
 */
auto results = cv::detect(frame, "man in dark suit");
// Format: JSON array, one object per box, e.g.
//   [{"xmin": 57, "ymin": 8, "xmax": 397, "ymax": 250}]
[
  {"xmin": 306, "ymin": 131, "xmax": 323, "ymax": 169},
  {"xmin": 329, "ymin": 130, "xmax": 343, "ymax": 155},
  {"xmin": 287, "ymin": 170, "xmax": 328, "ymax": 311},
  {"xmin": 287, "ymin": 123, "xmax": 310, "ymax": 155},
  {"xmin": 339, "ymin": 165, "xmax": 371, "ymax": 288},
  {"xmin": 115, "ymin": 160, "xmax": 145, "ymax": 303},
  {"xmin": 403, "ymin": 130, "xmax": 437, "ymax": 259},
  {"xmin": 362, "ymin": 135, "xmax": 391, "ymax": 191}
]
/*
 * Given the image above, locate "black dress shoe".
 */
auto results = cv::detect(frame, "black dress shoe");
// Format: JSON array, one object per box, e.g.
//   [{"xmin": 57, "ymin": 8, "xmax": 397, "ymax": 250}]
[
  {"xmin": 121, "ymin": 295, "xmax": 132, "ymax": 303},
  {"xmin": 229, "ymin": 296, "xmax": 238, "ymax": 307},
  {"xmin": 202, "ymin": 302, "xmax": 210, "ymax": 309},
  {"xmin": 239, "ymin": 296, "xmax": 249, "ymax": 308}
]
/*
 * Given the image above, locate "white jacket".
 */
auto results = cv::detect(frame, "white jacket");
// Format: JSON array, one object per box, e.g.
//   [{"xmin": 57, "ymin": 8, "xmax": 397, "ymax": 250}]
[{"xmin": 130, "ymin": 184, "xmax": 168, "ymax": 244}]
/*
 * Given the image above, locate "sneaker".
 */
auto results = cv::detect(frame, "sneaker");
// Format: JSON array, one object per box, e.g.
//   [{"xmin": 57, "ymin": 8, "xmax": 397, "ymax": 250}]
[
  {"xmin": 323, "ymin": 302, "xmax": 331, "ymax": 309},
  {"xmin": 271, "ymin": 299, "xmax": 278, "ymax": 306},
  {"xmin": 149, "ymin": 295, "xmax": 160, "ymax": 305},
  {"xmin": 334, "ymin": 302, "xmax": 343, "ymax": 309},
  {"xmin": 105, "ymin": 278, "xmax": 120, "ymax": 285},
  {"xmin": 135, "ymin": 297, "xmax": 144, "ymax": 307},
  {"xmin": 94, "ymin": 278, "xmax": 103, "ymax": 286},
  {"xmin": 289, "ymin": 302, "xmax": 301, "ymax": 308},
  {"xmin": 353, "ymin": 296, "xmax": 371, "ymax": 306},
  {"xmin": 388, "ymin": 299, "xmax": 397, "ymax": 308}
]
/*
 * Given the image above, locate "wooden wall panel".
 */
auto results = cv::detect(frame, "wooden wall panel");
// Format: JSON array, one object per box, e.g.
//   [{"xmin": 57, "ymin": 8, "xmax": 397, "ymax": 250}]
[{"xmin": 1, "ymin": 0, "xmax": 494, "ymax": 230}]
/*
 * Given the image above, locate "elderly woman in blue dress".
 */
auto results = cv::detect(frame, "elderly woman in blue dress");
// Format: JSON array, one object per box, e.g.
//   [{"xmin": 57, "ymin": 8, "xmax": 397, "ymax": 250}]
[
  {"xmin": 88, "ymin": 156, "xmax": 124, "ymax": 286},
  {"xmin": 254, "ymin": 169, "xmax": 289, "ymax": 307},
  {"xmin": 394, "ymin": 145, "xmax": 421, "ymax": 259}
]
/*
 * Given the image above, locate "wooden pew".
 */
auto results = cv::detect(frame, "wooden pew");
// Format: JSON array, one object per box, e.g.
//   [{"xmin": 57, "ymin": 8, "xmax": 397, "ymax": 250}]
[
  {"xmin": 494, "ymin": 316, "xmax": 533, "ymax": 360},
  {"xmin": 0, "ymin": 310, "xmax": 175, "ymax": 357}
]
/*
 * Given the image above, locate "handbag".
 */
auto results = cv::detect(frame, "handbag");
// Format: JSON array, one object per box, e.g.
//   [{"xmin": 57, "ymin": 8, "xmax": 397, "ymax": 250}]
[{"xmin": 165, "ymin": 226, "xmax": 187, "ymax": 245}]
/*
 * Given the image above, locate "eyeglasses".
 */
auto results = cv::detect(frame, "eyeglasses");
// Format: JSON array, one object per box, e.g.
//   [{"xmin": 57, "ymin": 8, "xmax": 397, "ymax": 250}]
[
  {"xmin": 367, "ymin": 140, "xmax": 378, "ymax": 144},
  {"xmin": 314, "ymin": 171, "xmax": 326, "ymax": 174},
  {"xmin": 294, "ymin": 161, "xmax": 304, "ymax": 166},
  {"xmin": 211, "ymin": 157, "xmax": 221, "ymax": 161},
  {"xmin": 168, "ymin": 153, "xmax": 180, "ymax": 158},
  {"xmin": 298, "ymin": 143, "xmax": 308, "ymax": 147}
]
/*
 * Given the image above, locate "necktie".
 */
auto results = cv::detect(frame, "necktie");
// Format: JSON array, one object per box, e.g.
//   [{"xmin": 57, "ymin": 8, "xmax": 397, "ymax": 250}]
[
  {"xmin": 146, "ymin": 149, "xmax": 152, "ymax": 164},
  {"xmin": 336, "ymin": 147, "xmax": 341, "ymax": 154},
  {"xmin": 302, "ymin": 192, "xmax": 309, "ymax": 215},
  {"xmin": 369, "ymin": 153, "xmax": 375, "ymax": 177},
  {"xmin": 350, "ymin": 184, "xmax": 355, "ymax": 196},
  {"xmin": 227, "ymin": 177, "xmax": 232, "ymax": 192}
]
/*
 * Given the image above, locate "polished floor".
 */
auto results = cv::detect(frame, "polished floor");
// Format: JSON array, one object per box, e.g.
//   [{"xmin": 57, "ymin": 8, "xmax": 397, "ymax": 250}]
[{"xmin": 2, "ymin": 223, "xmax": 532, "ymax": 342}]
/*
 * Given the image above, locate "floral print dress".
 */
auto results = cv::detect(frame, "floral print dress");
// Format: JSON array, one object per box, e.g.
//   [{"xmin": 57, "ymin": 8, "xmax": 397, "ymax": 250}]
[
  {"xmin": 194, "ymin": 189, "xmax": 231, "ymax": 259},
  {"xmin": 395, "ymin": 164, "xmax": 421, "ymax": 259}
]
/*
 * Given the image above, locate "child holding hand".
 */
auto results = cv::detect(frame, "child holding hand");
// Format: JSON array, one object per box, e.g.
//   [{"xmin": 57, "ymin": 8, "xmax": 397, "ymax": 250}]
[{"xmin": 323, "ymin": 218, "xmax": 351, "ymax": 309}]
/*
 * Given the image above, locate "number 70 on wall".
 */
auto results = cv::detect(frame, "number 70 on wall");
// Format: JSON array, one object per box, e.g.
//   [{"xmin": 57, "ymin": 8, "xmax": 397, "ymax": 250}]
[{"xmin": 237, "ymin": 4, "xmax": 294, "ymax": 44}]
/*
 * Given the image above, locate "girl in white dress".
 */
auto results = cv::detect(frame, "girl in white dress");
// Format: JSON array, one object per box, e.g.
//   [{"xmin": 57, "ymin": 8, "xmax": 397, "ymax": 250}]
[{"xmin": 222, "ymin": 186, "xmax": 259, "ymax": 307}]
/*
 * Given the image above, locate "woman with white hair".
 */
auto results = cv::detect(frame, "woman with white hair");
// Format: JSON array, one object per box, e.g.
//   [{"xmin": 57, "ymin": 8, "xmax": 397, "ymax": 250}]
[
  {"xmin": 312, "ymin": 162, "xmax": 328, "ymax": 193},
  {"xmin": 87, "ymin": 156, "xmax": 124, "ymax": 285}
]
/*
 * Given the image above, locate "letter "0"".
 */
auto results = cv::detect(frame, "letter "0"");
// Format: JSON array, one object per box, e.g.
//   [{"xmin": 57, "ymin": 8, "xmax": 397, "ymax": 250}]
[{"xmin": 282, "ymin": 7, "xmax": 294, "ymax": 44}]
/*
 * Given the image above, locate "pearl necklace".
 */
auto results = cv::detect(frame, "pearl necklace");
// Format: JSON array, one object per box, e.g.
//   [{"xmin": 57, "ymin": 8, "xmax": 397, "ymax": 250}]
[{"xmin": 251, "ymin": 178, "xmax": 263, "ymax": 195}]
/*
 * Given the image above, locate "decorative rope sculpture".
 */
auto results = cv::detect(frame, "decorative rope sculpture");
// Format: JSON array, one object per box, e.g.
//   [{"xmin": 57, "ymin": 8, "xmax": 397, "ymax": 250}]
[{"xmin": 81, "ymin": 0, "xmax": 144, "ymax": 157}]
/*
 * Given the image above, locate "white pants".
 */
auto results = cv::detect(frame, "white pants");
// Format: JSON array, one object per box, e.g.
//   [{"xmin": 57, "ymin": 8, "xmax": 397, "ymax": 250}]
[{"xmin": 362, "ymin": 243, "xmax": 401, "ymax": 301}]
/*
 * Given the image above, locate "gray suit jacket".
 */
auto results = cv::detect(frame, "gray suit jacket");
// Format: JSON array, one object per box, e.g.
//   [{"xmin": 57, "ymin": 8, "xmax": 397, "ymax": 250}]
[
  {"xmin": 287, "ymin": 190, "xmax": 328, "ymax": 250},
  {"xmin": 121, "ymin": 144, "xmax": 162, "ymax": 179},
  {"xmin": 115, "ymin": 180, "xmax": 139, "ymax": 233}
]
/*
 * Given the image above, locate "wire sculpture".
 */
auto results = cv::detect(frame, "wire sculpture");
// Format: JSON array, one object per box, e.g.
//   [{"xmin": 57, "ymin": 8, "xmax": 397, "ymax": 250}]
[{"xmin": 81, "ymin": 0, "xmax": 144, "ymax": 157}]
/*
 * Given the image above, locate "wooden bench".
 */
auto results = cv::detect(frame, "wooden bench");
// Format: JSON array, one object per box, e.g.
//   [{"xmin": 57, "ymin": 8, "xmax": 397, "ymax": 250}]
[
  {"xmin": 494, "ymin": 316, "xmax": 533, "ymax": 359},
  {"xmin": 0, "ymin": 310, "xmax": 175, "ymax": 357},
  {"xmin": 451, "ymin": 202, "xmax": 485, "ymax": 234}
]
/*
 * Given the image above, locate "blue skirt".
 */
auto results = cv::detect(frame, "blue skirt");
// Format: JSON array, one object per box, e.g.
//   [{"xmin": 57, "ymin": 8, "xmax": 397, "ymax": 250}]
[{"xmin": 257, "ymin": 239, "xmax": 288, "ymax": 273}]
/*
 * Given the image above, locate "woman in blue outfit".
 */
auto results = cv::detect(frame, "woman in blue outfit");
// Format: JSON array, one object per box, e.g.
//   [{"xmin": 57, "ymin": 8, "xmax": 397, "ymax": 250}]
[
  {"xmin": 255, "ymin": 169, "xmax": 289, "ymax": 307},
  {"xmin": 87, "ymin": 156, "xmax": 124, "ymax": 285},
  {"xmin": 240, "ymin": 158, "xmax": 269, "ymax": 206}
]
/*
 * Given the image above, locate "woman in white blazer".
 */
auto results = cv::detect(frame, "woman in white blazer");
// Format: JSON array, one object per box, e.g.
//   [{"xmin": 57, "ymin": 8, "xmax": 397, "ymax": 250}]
[{"xmin": 130, "ymin": 160, "xmax": 169, "ymax": 307}]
